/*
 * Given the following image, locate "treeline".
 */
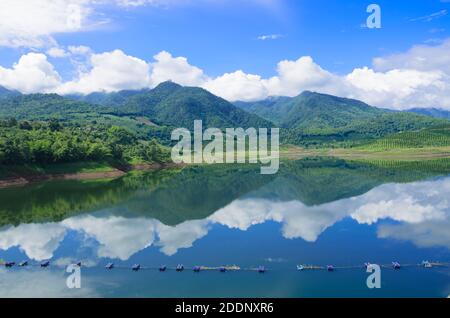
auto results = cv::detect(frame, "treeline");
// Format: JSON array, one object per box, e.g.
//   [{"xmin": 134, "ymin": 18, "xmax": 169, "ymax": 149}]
[{"xmin": 0, "ymin": 118, "xmax": 170, "ymax": 165}]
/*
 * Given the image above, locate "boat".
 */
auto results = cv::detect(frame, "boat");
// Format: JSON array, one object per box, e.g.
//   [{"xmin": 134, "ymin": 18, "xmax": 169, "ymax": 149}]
[
  {"xmin": 422, "ymin": 261, "xmax": 432, "ymax": 268},
  {"xmin": 105, "ymin": 263, "xmax": 114, "ymax": 270},
  {"xmin": 159, "ymin": 265, "xmax": 167, "ymax": 272},
  {"xmin": 219, "ymin": 266, "xmax": 227, "ymax": 273},
  {"xmin": 41, "ymin": 261, "xmax": 50, "ymax": 267},
  {"xmin": 76, "ymin": 261, "xmax": 82, "ymax": 267},
  {"xmin": 193, "ymin": 266, "xmax": 201, "ymax": 272},
  {"xmin": 132, "ymin": 264, "xmax": 141, "ymax": 271},
  {"xmin": 19, "ymin": 261, "xmax": 28, "ymax": 267},
  {"xmin": 5, "ymin": 262, "xmax": 15, "ymax": 268},
  {"xmin": 176, "ymin": 264, "xmax": 184, "ymax": 272},
  {"xmin": 327, "ymin": 265, "xmax": 334, "ymax": 272},
  {"xmin": 297, "ymin": 265, "xmax": 304, "ymax": 271},
  {"xmin": 392, "ymin": 262, "xmax": 401, "ymax": 269},
  {"xmin": 257, "ymin": 266, "xmax": 266, "ymax": 273}
]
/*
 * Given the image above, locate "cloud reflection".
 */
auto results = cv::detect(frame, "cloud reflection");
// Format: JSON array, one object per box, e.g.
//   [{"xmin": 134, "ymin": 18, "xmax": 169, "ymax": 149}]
[{"xmin": 1, "ymin": 176, "xmax": 449, "ymax": 260}]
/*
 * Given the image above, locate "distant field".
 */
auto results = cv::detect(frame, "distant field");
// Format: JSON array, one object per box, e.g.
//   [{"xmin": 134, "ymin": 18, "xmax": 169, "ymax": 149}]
[{"xmin": 357, "ymin": 125, "xmax": 450, "ymax": 150}]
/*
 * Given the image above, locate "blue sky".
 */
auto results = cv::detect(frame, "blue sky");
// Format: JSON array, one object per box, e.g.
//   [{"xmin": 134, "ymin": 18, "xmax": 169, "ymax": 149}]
[{"xmin": 1, "ymin": 0, "xmax": 450, "ymax": 109}]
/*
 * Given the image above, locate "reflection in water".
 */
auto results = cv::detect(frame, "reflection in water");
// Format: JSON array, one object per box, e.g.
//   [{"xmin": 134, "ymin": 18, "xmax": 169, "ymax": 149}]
[{"xmin": 1, "ymin": 158, "xmax": 450, "ymax": 261}]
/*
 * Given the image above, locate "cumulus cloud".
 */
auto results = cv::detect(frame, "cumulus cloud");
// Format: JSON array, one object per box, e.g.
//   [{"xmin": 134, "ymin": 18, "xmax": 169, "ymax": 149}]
[
  {"xmin": 56, "ymin": 49, "xmax": 151, "ymax": 95},
  {"xmin": 150, "ymin": 51, "xmax": 208, "ymax": 87},
  {"xmin": 3, "ymin": 37, "xmax": 450, "ymax": 109},
  {"xmin": 0, "ymin": 53, "xmax": 62, "ymax": 93},
  {"xmin": 0, "ymin": 223, "xmax": 66, "ymax": 260}
]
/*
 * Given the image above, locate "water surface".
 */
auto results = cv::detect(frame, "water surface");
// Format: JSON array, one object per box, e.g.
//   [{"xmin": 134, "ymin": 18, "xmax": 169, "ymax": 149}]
[{"xmin": 1, "ymin": 158, "xmax": 450, "ymax": 297}]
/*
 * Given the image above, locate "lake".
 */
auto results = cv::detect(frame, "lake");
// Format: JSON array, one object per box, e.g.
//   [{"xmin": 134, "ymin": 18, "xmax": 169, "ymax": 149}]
[{"xmin": 1, "ymin": 158, "xmax": 450, "ymax": 298}]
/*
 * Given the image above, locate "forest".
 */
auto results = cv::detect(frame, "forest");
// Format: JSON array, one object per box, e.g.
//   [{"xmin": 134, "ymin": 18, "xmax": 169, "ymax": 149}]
[{"xmin": 0, "ymin": 118, "xmax": 170, "ymax": 166}]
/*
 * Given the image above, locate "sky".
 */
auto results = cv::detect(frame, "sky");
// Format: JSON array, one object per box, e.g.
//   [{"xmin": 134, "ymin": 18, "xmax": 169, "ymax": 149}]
[{"xmin": 0, "ymin": 0, "xmax": 450, "ymax": 110}]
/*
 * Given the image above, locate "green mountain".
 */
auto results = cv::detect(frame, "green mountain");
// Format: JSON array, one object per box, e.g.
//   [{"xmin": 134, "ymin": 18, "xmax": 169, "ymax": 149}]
[
  {"xmin": 406, "ymin": 108, "xmax": 450, "ymax": 120},
  {"xmin": 0, "ymin": 86, "xmax": 20, "ymax": 99},
  {"xmin": 236, "ymin": 91, "xmax": 448, "ymax": 146},
  {"xmin": 105, "ymin": 81, "xmax": 273, "ymax": 130},
  {"xmin": 0, "ymin": 82, "xmax": 272, "ymax": 132},
  {"xmin": 0, "ymin": 93, "xmax": 114, "ymax": 120}
]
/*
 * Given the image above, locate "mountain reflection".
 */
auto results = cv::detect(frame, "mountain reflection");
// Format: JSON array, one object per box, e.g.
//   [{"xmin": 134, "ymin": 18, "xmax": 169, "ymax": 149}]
[{"xmin": 1, "ymin": 158, "xmax": 449, "ymax": 261}]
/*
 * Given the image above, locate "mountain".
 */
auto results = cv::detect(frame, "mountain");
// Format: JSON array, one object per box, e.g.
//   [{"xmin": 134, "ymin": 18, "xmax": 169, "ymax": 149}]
[
  {"xmin": 0, "ymin": 86, "xmax": 20, "ymax": 99},
  {"xmin": 235, "ymin": 91, "xmax": 385, "ymax": 128},
  {"xmin": 73, "ymin": 81, "xmax": 273, "ymax": 130},
  {"xmin": 0, "ymin": 82, "xmax": 272, "ymax": 135},
  {"xmin": 406, "ymin": 108, "xmax": 450, "ymax": 120},
  {"xmin": 0, "ymin": 93, "xmax": 112, "ymax": 120},
  {"xmin": 236, "ymin": 91, "xmax": 448, "ymax": 146}
]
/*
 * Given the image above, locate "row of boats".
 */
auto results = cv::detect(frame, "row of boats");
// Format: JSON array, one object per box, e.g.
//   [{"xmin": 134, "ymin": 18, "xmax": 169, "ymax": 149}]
[
  {"xmin": 296, "ymin": 261, "xmax": 434, "ymax": 271},
  {"xmin": 1, "ymin": 260, "xmax": 438, "ymax": 272}
]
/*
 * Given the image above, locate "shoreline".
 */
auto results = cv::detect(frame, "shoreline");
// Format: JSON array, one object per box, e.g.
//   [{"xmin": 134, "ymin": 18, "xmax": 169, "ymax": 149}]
[
  {"xmin": 1, "ymin": 147, "xmax": 450, "ymax": 189},
  {"xmin": 0, "ymin": 162, "xmax": 183, "ymax": 189}
]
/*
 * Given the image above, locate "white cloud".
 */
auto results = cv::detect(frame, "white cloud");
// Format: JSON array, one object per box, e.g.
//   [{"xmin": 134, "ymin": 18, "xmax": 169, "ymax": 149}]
[
  {"xmin": 68, "ymin": 45, "xmax": 92, "ymax": 56},
  {"xmin": 373, "ymin": 38, "xmax": 450, "ymax": 74},
  {"xmin": 0, "ymin": 53, "xmax": 62, "ymax": 93},
  {"xmin": 410, "ymin": 9, "xmax": 448, "ymax": 22},
  {"xmin": 47, "ymin": 47, "xmax": 69, "ymax": 58},
  {"xmin": 257, "ymin": 34, "xmax": 283, "ymax": 41},
  {"xmin": 0, "ymin": 0, "xmax": 91, "ymax": 48},
  {"xmin": 150, "ymin": 51, "xmax": 208, "ymax": 87},
  {"xmin": 203, "ymin": 71, "xmax": 268, "ymax": 101},
  {"xmin": 56, "ymin": 49, "xmax": 151, "ymax": 94},
  {"xmin": 0, "ymin": 223, "xmax": 66, "ymax": 260},
  {"xmin": 4, "ymin": 37, "xmax": 450, "ymax": 109},
  {"xmin": 62, "ymin": 215, "xmax": 156, "ymax": 260}
]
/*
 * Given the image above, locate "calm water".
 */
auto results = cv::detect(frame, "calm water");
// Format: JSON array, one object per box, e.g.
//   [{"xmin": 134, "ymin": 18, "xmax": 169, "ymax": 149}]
[{"xmin": 1, "ymin": 158, "xmax": 450, "ymax": 298}]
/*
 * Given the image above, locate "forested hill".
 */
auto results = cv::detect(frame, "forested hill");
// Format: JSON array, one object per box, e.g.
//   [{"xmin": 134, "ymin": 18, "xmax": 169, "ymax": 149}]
[
  {"xmin": 406, "ymin": 108, "xmax": 450, "ymax": 120},
  {"xmin": 0, "ymin": 86, "xmax": 21, "ymax": 99},
  {"xmin": 68, "ymin": 81, "xmax": 273, "ymax": 130},
  {"xmin": 235, "ymin": 91, "xmax": 448, "ymax": 147}
]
